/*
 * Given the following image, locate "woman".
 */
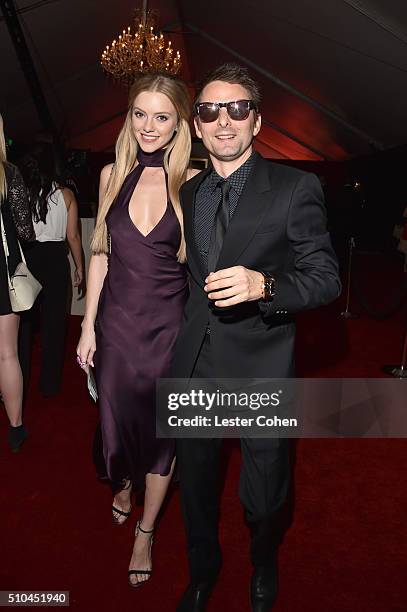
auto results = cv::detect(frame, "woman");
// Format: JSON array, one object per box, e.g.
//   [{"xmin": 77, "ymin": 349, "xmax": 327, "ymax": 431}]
[
  {"xmin": 76, "ymin": 72, "xmax": 197, "ymax": 587},
  {"xmin": 0, "ymin": 114, "xmax": 34, "ymax": 452},
  {"xmin": 19, "ymin": 149, "xmax": 83, "ymax": 397}
]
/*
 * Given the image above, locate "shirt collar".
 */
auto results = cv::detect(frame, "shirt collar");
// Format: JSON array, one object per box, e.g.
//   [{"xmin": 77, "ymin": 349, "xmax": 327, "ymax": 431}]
[{"xmin": 209, "ymin": 151, "xmax": 257, "ymax": 195}]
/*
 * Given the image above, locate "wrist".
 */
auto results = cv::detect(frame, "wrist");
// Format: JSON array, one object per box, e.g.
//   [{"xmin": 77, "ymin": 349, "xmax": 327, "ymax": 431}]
[
  {"xmin": 81, "ymin": 317, "xmax": 95, "ymax": 331},
  {"xmin": 255, "ymin": 271, "xmax": 265, "ymax": 300}
]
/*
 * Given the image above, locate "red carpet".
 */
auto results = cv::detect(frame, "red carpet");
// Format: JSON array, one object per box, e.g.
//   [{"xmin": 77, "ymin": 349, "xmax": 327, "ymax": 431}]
[{"xmin": 1, "ymin": 264, "xmax": 407, "ymax": 611}]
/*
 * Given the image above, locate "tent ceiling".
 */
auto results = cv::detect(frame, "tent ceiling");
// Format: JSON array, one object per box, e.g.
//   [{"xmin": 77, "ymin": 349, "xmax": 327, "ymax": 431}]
[{"xmin": 1, "ymin": 0, "xmax": 407, "ymax": 160}]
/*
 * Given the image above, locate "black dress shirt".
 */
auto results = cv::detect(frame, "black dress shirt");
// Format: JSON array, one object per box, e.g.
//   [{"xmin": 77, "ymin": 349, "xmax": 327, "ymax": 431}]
[{"xmin": 194, "ymin": 152, "xmax": 256, "ymax": 269}]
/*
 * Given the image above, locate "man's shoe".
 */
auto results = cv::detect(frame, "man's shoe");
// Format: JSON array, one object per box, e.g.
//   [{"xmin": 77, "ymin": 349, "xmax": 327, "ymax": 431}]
[
  {"xmin": 177, "ymin": 578, "xmax": 217, "ymax": 612},
  {"xmin": 250, "ymin": 564, "xmax": 278, "ymax": 612}
]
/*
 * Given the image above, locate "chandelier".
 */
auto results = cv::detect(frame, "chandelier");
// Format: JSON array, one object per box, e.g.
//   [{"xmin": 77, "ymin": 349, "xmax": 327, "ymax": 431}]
[{"xmin": 100, "ymin": 6, "xmax": 181, "ymax": 87}]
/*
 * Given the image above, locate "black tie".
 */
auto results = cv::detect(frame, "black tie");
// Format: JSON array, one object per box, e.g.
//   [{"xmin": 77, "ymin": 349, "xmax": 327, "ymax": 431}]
[{"xmin": 207, "ymin": 180, "xmax": 231, "ymax": 272}]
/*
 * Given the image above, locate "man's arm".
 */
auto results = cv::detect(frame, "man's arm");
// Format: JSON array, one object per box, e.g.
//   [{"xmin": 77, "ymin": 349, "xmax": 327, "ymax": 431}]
[
  {"xmin": 205, "ymin": 173, "xmax": 341, "ymax": 313},
  {"xmin": 259, "ymin": 173, "xmax": 341, "ymax": 316}
]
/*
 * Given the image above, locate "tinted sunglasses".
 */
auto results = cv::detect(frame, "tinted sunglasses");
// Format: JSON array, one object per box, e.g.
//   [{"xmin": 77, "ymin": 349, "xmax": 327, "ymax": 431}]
[{"xmin": 194, "ymin": 100, "xmax": 257, "ymax": 122}]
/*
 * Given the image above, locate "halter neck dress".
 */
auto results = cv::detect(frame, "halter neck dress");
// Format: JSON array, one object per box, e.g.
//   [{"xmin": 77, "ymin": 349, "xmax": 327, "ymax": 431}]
[{"xmin": 94, "ymin": 148, "xmax": 187, "ymax": 492}]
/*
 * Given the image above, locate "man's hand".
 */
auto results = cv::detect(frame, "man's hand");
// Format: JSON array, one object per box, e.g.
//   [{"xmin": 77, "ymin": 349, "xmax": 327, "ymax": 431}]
[{"xmin": 205, "ymin": 266, "xmax": 263, "ymax": 307}]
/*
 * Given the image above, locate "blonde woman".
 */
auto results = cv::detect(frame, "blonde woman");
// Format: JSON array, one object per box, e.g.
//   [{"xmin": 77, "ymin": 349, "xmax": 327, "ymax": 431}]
[
  {"xmin": 0, "ymin": 114, "xmax": 34, "ymax": 451},
  {"xmin": 76, "ymin": 73, "xmax": 197, "ymax": 587}
]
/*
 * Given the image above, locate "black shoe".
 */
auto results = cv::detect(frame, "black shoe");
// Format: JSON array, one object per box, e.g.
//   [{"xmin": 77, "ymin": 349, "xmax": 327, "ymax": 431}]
[
  {"xmin": 250, "ymin": 563, "xmax": 278, "ymax": 612},
  {"xmin": 8, "ymin": 425, "xmax": 28, "ymax": 453},
  {"xmin": 128, "ymin": 521, "xmax": 154, "ymax": 588},
  {"xmin": 112, "ymin": 479, "xmax": 132, "ymax": 525},
  {"xmin": 177, "ymin": 577, "xmax": 217, "ymax": 612}
]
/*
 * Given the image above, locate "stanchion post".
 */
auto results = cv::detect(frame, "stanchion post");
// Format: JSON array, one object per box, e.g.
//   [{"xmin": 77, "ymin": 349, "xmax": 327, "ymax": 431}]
[{"xmin": 341, "ymin": 236, "xmax": 358, "ymax": 319}]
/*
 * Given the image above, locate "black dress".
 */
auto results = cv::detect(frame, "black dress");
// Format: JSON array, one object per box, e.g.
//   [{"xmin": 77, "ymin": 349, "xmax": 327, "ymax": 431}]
[{"xmin": 0, "ymin": 163, "xmax": 34, "ymax": 315}]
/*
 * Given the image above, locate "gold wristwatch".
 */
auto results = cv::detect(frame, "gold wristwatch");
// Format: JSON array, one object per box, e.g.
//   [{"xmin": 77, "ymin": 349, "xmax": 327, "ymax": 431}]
[{"xmin": 260, "ymin": 273, "xmax": 276, "ymax": 302}]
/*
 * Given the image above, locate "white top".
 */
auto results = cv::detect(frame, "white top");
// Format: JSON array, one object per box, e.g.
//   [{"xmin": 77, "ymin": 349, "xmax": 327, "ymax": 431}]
[{"xmin": 33, "ymin": 184, "xmax": 68, "ymax": 242}]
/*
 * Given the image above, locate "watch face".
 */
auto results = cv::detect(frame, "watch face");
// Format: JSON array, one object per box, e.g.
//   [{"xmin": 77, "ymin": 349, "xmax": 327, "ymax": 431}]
[{"xmin": 264, "ymin": 276, "xmax": 275, "ymax": 301}]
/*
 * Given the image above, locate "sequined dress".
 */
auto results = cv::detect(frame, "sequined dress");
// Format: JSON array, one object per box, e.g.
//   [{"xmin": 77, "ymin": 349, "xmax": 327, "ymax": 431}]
[{"xmin": 0, "ymin": 163, "xmax": 34, "ymax": 315}]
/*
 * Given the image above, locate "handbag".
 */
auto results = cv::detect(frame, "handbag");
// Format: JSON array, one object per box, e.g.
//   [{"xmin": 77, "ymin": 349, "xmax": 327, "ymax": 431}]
[{"xmin": 0, "ymin": 208, "xmax": 42, "ymax": 312}]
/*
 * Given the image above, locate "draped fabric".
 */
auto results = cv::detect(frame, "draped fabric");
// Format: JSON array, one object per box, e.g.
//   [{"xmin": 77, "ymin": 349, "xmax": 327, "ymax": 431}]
[{"xmin": 94, "ymin": 148, "xmax": 187, "ymax": 491}]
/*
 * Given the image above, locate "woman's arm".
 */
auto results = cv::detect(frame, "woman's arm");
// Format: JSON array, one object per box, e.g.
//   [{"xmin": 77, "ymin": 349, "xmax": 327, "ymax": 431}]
[
  {"xmin": 76, "ymin": 164, "xmax": 113, "ymax": 369},
  {"xmin": 81, "ymin": 253, "xmax": 108, "ymax": 331},
  {"xmin": 62, "ymin": 187, "xmax": 83, "ymax": 287},
  {"xmin": 76, "ymin": 253, "xmax": 107, "ymax": 369}
]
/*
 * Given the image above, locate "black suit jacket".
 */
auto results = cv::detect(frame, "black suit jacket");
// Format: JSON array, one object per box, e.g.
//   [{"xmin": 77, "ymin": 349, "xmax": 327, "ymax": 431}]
[{"xmin": 172, "ymin": 153, "xmax": 341, "ymax": 378}]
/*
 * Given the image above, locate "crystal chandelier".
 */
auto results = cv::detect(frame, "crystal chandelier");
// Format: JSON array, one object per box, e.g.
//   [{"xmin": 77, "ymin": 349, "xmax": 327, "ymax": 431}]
[{"xmin": 100, "ymin": 4, "xmax": 181, "ymax": 87}]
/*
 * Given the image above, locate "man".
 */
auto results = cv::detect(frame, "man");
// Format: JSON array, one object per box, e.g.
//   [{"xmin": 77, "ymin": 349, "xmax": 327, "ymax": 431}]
[{"xmin": 173, "ymin": 64, "xmax": 341, "ymax": 611}]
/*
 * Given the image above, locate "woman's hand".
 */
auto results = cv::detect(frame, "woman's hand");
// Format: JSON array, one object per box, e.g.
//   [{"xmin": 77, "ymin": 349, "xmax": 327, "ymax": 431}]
[
  {"xmin": 76, "ymin": 322, "xmax": 96, "ymax": 373},
  {"xmin": 74, "ymin": 267, "xmax": 83, "ymax": 287},
  {"xmin": 74, "ymin": 267, "xmax": 86, "ymax": 299}
]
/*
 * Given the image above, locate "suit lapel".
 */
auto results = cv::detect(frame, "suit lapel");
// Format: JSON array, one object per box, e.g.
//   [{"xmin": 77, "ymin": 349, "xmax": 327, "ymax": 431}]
[
  {"xmin": 216, "ymin": 155, "xmax": 272, "ymax": 270},
  {"xmin": 182, "ymin": 167, "xmax": 211, "ymax": 283}
]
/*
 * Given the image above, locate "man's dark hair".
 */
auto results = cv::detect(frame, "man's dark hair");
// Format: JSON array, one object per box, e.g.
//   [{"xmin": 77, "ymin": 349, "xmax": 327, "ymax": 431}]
[{"xmin": 195, "ymin": 63, "xmax": 261, "ymax": 111}]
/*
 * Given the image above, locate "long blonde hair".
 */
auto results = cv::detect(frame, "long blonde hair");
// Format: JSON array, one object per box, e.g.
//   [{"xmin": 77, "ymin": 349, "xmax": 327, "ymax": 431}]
[
  {"xmin": 0, "ymin": 114, "xmax": 7, "ymax": 204},
  {"xmin": 92, "ymin": 73, "xmax": 192, "ymax": 261}
]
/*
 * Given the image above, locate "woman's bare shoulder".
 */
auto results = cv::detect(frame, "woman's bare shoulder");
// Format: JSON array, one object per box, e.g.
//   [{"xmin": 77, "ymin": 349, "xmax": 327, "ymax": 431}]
[
  {"xmin": 101, "ymin": 163, "xmax": 115, "ymax": 179},
  {"xmin": 59, "ymin": 186, "xmax": 75, "ymax": 199},
  {"xmin": 186, "ymin": 168, "xmax": 201, "ymax": 181}
]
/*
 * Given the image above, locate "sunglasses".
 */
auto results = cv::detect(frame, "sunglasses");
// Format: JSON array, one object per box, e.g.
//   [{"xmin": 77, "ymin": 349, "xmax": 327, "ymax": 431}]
[{"xmin": 194, "ymin": 100, "xmax": 257, "ymax": 123}]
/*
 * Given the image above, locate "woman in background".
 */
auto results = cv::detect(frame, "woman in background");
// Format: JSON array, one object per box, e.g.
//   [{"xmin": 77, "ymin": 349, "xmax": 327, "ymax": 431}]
[
  {"xmin": 19, "ymin": 149, "xmax": 83, "ymax": 397},
  {"xmin": 77, "ymin": 72, "xmax": 197, "ymax": 587},
  {"xmin": 0, "ymin": 114, "xmax": 34, "ymax": 452}
]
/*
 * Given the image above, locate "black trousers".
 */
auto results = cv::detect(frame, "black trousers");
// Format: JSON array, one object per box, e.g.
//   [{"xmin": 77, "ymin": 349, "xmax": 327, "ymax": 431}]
[
  {"xmin": 176, "ymin": 334, "xmax": 290, "ymax": 581},
  {"xmin": 19, "ymin": 241, "xmax": 69, "ymax": 396}
]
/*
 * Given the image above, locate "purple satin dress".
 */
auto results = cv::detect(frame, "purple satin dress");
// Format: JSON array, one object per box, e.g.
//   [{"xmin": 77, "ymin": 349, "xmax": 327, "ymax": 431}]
[{"xmin": 94, "ymin": 148, "xmax": 187, "ymax": 492}]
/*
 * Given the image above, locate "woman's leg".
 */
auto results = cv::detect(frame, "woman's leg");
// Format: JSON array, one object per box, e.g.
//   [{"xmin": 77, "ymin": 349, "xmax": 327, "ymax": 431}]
[
  {"xmin": 0, "ymin": 313, "xmax": 23, "ymax": 426},
  {"xmin": 128, "ymin": 458, "xmax": 176, "ymax": 585},
  {"xmin": 18, "ymin": 308, "xmax": 35, "ymax": 398}
]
